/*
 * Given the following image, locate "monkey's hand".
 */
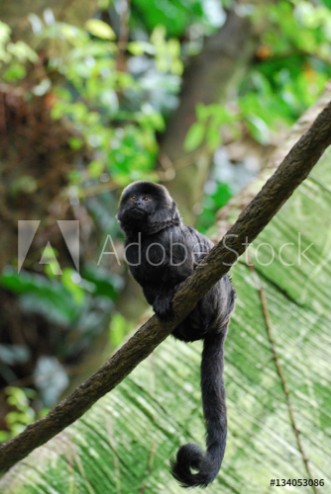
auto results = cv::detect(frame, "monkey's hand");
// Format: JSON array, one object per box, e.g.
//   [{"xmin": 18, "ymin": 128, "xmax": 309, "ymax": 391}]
[
  {"xmin": 153, "ymin": 292, "xmax": 174, "ymax": 321},
  {"xmin": 153, "ymin": 282, "xmax": 185, "ymax": 321}
]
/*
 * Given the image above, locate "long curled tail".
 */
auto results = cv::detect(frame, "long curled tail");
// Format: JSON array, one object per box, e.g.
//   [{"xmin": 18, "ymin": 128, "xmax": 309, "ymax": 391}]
[{"xmin": 171, "ymin": 331, "xmax": 227, "ymax": 488}]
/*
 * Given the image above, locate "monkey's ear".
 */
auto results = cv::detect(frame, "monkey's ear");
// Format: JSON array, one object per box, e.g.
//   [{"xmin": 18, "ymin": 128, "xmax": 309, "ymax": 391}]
[
  {"xmin": 149, "ymin": 199, "xmax": 180, "ymax": 227},
  {"xmin": 171, "ymin": 201, "xmax": 181, "ymax": 222}
]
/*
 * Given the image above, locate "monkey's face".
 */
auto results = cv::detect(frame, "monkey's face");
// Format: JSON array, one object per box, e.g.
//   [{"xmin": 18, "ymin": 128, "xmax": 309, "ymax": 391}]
[
  {"xmin": 117, "ymin": 181, "xmax": 179, "ymax": 235},
  {"xmin": 119, "ymin": 193, "xmax": 155, "ymax": 227},
  {"xmin": 118, "ymin": 182, "xmax": 162, "ymax": 233},
  {"xmin": 123, "ymin": 192, "xmax": 155, "ymax": 217}
]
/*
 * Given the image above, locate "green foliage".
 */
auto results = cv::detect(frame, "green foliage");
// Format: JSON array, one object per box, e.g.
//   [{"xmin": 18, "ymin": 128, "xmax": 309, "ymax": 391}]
[
  {"xmin": 239, "ymin": 0, "xmax": 331, "ymax": 141},
  {"xmin": 0, "ymin": 387, "xmax": 47, "ymax": 442},
  {"xmin": 85, "ymin": 19, "xmax": 116, "ymax": 40},
  {"xmin": 197, "ymin": 182, "xmax": 233, "ymax": 232},
  {"xmin": 150, "ymin": 26, "xmax": 183, "ymax": 75},
  {"xmin": 185, "ymin": 103, "xmax": 238, "ymax": 152},
  {"xmin": 239, "ymin": 57, "xmax": 330, "ymax": 144},
  {"xmin": 0, "ymin": 21, "xmax": 37, "ymax": 82},
  {"xmin": 183, "ymin": 0, "xmax": 331, "ymax": 264},
  {"xmin": 0, "ymin": 266, "xmax": 121, "ymax": 326},
  {"xmin": 185, "ymin": 0, "xmax": 331, "ymax": 151},
  {"xmin": 0, "ymin": 268, "xmax": 85, "ymax": 326},
  {"xmin": 0, "ymin": 266, "xmax": 122, "ymax": 404},
  {"xmin": 263, "ymin": 0, "xmax": 331, "ymax": 58},
  {"xmin": 32, "ymin": 17, "xmax": 183, "ymax": 188},
  {"xmin": 108, "ymin": 312, "xmax": 134, "ymax": 347},
  {"xmin": 131, "ymin": 0, "xmax": 207, "ymax": 36}
]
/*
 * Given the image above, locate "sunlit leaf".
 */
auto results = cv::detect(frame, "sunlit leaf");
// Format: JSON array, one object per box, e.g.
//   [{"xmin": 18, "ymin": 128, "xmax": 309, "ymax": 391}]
[
  {"xmin": 184, "ymin": 122, "xmax": 205, "ymax": 151},
  {"xmin": 85, "ymin": 19, "xmax": 115, "ymax": 40}
]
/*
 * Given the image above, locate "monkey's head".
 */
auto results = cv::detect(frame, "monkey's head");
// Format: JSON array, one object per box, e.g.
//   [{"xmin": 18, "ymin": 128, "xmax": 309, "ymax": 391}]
[{"xmin": 118, "ymin": 181, "xmax": 181, "ymax": 236}]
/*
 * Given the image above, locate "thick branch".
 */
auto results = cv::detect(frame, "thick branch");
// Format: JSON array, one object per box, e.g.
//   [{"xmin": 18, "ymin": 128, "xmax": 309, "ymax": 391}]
[{"xmin": 1, "ymin": 98, "xmax": 331, "ymax": 473}]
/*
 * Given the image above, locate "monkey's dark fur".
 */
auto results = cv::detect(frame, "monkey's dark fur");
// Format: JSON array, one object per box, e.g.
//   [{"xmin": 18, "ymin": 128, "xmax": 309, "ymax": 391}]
[{"xmin": 118, "ymin": 181, "xmax": 235, "ymax": 488}]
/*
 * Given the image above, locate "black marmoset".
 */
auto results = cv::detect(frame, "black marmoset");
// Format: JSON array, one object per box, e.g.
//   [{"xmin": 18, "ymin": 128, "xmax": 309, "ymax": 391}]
[{"xmin": 118, "ymin": 181, "xmax": 235, "ymax": 487}]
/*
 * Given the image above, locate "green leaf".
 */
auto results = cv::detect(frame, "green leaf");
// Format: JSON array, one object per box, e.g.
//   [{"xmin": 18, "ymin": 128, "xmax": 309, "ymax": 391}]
[
  {"xmin": 127, "ymin": 41, "xmax": 155, "ymax": 56},
  {"xmin": 246, "ymin": 115, "xmax": 271, "ymax": 145},
  {"xmin": 3, "ymin": 63, "xmax": 26, "ymax": 81},
  {"xmin": 184, "ymin": 122, "xmax": 205, "ymax": 151},
  {"xmin": 68, "ymin": 136, "xmax": 83, "ymax": 151},
  {"xmin": 206, "ymin": 123, "xmax": 222, "ymax": 151},
  {"xmin": 0, "ymin": 21, "xmax": 11, "ymax": 44},
  {"xmin": 85, "ymin": 19, "xmax": 115, "ymax": 40},
  {"xmin": 87, "ymin": 160, "xmax": 104, "ymax": 178},
  {"xmin": 196, "ymin": 103, "xmax": 211, "ymax": 121},
  {"xmin": 61, "ymin": 269, "xmax": 85, "ymax": 305},
  {"xmin": 109, "ymin": 313, "xmax": 130, "ymax": 347}
]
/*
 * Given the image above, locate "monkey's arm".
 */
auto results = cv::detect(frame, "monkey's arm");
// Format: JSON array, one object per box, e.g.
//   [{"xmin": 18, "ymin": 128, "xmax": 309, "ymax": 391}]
[
  {"xmin": 150, "ymin": 229, "xmax": 198, "ymax": 320},
  {"xmin": 154, "ymin": 229, "xmax": 215, "ymax": 320}
]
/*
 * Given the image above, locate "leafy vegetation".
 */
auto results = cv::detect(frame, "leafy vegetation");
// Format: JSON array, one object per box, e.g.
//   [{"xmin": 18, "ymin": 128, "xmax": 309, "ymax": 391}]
[
  {"xmin": 0, "ymin": 387, "xmax": 47, "ymax": 442},
  {"xmin": 0, "ymin": 21, "xmax": 37, "ymax": 81}
]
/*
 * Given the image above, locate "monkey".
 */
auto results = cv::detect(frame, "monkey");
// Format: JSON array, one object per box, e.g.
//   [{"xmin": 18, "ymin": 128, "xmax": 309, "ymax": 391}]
[{"xmin": 117, "ymin": 181, "xmax": 235, "ymax": 488}]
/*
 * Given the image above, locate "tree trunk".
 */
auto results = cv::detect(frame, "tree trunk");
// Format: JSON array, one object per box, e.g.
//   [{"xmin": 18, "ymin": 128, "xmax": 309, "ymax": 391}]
[{"xmin": 161, "ymin": 9, "xmax": 256, "ymax": 223}]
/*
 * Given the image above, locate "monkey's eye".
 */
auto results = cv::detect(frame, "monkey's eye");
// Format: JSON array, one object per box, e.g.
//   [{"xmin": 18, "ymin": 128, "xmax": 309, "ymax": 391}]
[
  {"xmin": 129, "ymin": 194, "xmax": 137, "ymax": 202},
  {"xmin": 141, "ymin": 195, "xmax": 151, "ymax": 202}
]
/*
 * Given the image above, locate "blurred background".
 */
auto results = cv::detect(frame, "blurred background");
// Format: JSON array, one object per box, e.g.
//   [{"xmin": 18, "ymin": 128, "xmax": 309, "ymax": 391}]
[{"xmin": 0, "ymin": 1, "xmax": 330, "ymax": 492}]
